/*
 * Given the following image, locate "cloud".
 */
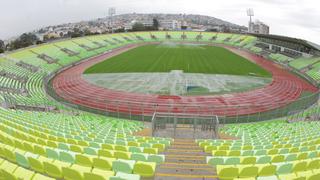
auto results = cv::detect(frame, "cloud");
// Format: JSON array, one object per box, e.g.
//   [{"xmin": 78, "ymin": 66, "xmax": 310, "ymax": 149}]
[{"xmin": 0, "ymin": 0, "xmax": 319, "ymax": 45}]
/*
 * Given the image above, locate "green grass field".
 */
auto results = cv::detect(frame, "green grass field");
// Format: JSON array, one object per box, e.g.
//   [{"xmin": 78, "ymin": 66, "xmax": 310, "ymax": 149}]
[{"xmin": 84, "ymin": 44, "xmax": 271, "ymax": 77}]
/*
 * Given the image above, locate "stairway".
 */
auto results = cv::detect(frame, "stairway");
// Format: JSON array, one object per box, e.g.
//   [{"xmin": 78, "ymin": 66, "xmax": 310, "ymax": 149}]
[{"xmin": 154, "ymin": 138, "xmax": 218, "ymax": 180}]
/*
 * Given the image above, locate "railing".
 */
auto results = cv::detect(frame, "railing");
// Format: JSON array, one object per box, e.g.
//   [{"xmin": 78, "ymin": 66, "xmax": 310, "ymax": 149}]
[
  {"xmin": 44, "ymin": 76, "xmax": 320, "ymax": 123},
  {"xmin": 151, "ymin": 112, "xmax": 219, "ymax": 139}
]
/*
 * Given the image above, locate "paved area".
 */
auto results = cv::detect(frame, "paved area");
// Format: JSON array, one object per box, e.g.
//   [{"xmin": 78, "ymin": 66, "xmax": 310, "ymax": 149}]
[{"xmin": 154, "ymin": 138, "xmax": 218, "ymax": 180}]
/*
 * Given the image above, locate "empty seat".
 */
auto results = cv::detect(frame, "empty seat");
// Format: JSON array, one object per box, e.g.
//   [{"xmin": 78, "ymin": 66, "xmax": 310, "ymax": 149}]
[
  {"xmin": 110, "ymin": 172, "xmax": 140, "ymax": 180},
  {"xmin": 93, "ymin": 157, "xmax": 115, "ymax": 171},
  {"xmin": 148, "ymin": 154, "xmax": 165, "ymax": 164},
  {"xmin": 133, "ymin": 161, "xmax": 156, "ymax": 177},
  {"xmin": 217, "ymin": 166, "xmax": 239, "ymax": 180},
  {"xmin": 238, "ymin": 165, "xmax": 258, "ymax": 178},
  {"xmin": 112, "ymin": 159, "xmax": 135, "ymax": 174}
]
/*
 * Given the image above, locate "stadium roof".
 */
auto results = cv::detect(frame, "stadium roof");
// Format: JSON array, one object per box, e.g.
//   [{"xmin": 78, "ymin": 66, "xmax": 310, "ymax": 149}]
[{"xmin": 250, "ymin": 33, "xmax": 320, "ymax": 51}]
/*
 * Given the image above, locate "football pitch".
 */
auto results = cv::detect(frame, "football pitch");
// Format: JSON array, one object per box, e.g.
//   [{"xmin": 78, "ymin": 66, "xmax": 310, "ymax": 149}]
[{"xmin": 84, "ymin": 43, "xmax": 271, "ymax": 77}]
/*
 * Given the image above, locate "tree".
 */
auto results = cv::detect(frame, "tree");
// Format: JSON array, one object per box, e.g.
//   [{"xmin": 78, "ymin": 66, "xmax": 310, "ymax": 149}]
[
  {"xmin": 8, "ymin": 33, "xmax": 39, "ymax": 50},
  {"xmin": 43, "ymin": 34, "xmax": 50, "ymax": 42},
  {"xmin": 132, "ymin": 23, "xmax": 145, "ymax": 32},
  {"xmin": 84, "ymin": 29, "xmax": 92, "ymax": 36},
  {"xmin": 70, "ymin": 28, "xmax": 84, "ymax": 38},
  {"xmin": 114, "ymin": 28, "xmax": 125, "ymax": 33},
  {"xmin": 152, "ymin": 18, "xmax": 159, "ymax": 30},
  {"xmin": 0, "ymin": 40, "xmax": 5, "ymax": 53}
]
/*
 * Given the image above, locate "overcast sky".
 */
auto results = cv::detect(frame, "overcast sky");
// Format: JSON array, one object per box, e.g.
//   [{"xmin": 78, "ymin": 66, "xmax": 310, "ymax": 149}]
[{"xmin": 0, "ymin": 0, "xmax": 319, "ymax": 44}]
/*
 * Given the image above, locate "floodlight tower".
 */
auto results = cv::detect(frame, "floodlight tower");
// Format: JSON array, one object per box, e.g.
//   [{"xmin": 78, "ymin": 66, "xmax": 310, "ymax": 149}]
[
  {"xmin": 108, "ymin": 7, "xmax": 116, "ymax": 33},
  {"xmin": 247, "ymin": 8, "xmax": 254, "ymax": 33}
]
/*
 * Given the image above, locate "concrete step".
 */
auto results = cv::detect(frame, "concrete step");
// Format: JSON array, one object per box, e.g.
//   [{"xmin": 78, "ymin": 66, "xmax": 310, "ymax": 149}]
[
  {"xmin": 166, "ymin": 156, "xmax": 206, "ymax": 162},
  {"xmin": 172, "ymin": 141, "xmax": 196, "ymax": 145},
  {"xmin": 164, "ymin": 158, "xmax": 206, "ymax": 164},
  {"xmin": 154, "ymin": 138, "xmax": 217, "ymax": 180},
  {"xmin": 165, "ymin": 154, "xmax": 206, "ymax": 158},
  {"xmin": 161, "ymin": 162, "xmax": 212, "ymax": 167},
  {"xmin": 169, "ymin": 145, "xmax": 201, "ymax": 149},
  {"xmin": 156, "ymin": 166, "xmax": 216, "ymax": 175},
  {"xmin": 163, "ymin": 151, "xmax": 206, "ymax": 156},
  {"xmin": 166, "ymin": 149, "xmax": 203, "ymax": 153},
  {"xmin": 154, "ymin": 173, "xmax": 218, "ymax": 180}
]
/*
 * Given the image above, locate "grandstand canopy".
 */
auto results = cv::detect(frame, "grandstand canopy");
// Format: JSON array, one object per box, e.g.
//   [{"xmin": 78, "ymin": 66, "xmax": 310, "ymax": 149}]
[{"xmin": 250, "ymin": 33, "xmax": 320, "ymax": 54}]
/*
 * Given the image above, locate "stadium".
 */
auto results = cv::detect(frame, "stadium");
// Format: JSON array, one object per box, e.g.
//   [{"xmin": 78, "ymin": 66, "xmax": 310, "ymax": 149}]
[{"xmin": 1, "ymin": 26, "xmax": 320, "ymax": 180}]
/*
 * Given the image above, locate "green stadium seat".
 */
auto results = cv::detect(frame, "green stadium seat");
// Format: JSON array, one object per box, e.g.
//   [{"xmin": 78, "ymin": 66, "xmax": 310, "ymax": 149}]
[
  {"xmin": 152, "ymin": 143, "xmax": 165, "ymax": 152},
  {"xmin": 133, "ymin": 161, "xmax": 156, "ymax": 177},
  {"xmin": 28, "ymin": 156, "xmax": 45, "ymax": 173},
  {"xmin": 276, "ymin": 163, "xmax": 293, "ymax": 175},
  {"xmin": 278, "ymin": 172, "xmax": 298, "ymax": 180},
  {"xmin": 112, "ymin": 159, "xmax": 135, "ymax": 174},
  {"xmin": 271, "ymin": 155, "xmax": 285, "ymax": 163},
  {"xmin": 46, "ymin": 148, "xmax": 59, "ymax": 160},
  {"xmin": 307, "ymin": 173, "xmax": 320, "ymax": 180},
  {"xmin": 34, "ymin": 145, "xmax": 46, "ymax": 156},
  {"xmin": 110, "ymin": 172, "xmax": 140, "ymax": 180},
  {"xmin": 256, "ymin": 156, "xmax": 271, "ymax": 164},
  {"xmin": 115, "ymin": 145, "xmax": 128, "ymax": 152},
  {"xmin": 225, "ymin": 157, "xmax": 240, "ymax": 165},
  {"xmin": 59, "ymin": 151, "xmax": 75, "ymax": 163},
  {"xmin": 1, "ymin": 169, "xmax": 19, "ymax": 180},
  {"xmin": 217, "ymin": 165, "xmax": 239, "ymax": 179},
  {"xmin": 241, "ymin": 157, "xmax": 256, "ymax": 164},
  {"xmin": 257, "ymin": 164, "xmax": 276, "ymax": 177},
  {"xmin": 98, "ymin": 149, "xmax": 113, "ymax": 158},
  {"xmin": 15, "ymin": 152, "xmax": 29, "ymax": 168},
  {"xmin": 238, "ymin": 165, "xmax": 258, "ymax": 178},
  {"xmin": 44, "ymin": 161, "xmax": 65, "ymax": 178},
  {"xmin": 13, "ymin": 167, "xmax": 35, "ymax": 179},
  {"xmin": 207, "ymin": 157, "xmax": 224, "ymax": 166},
  {"xmin": 32, "ymin": 173, "xmax": 56, "ymax": 180},
  {"xmin": 143, "ymin": 148, "xmax": 158, "ymax": 154},
  {"xmin": 257, "ymin": 176, "xmax": 278, "ymax": 180},
  {"xmin": 62, "ymin": 166, "xmax": 84, "ymax": 180},
  {"xmin": 131, "ymin": 153, "xmax": 147, "ymax": 162},
  {"xmin": 102, "ymin": 144, "xmax": 114, "ymax": 150},
  {"xmin": 128, "ymin": 146, "xmax": 143, "ymax": 153},
  {"xmin": 229, "ymin": 150, "xmax": 241, "ymax": 156},
  {"xmin": 293, "ymin": 161, "xmax": 307, "ymax": 173},
  {"xmin": 75, "ymin": 154, "xmax": 93, "ymax": 167},
  {"xmin": 84, "ymin": 147, "xmax": 97, "ymax": 155},
  {"xmin": 307, "ymin": 159, "xmax": 320, "ymax": 170},
  {"xmin": 114, "ymin": 151, "xmax": 131, "ymax": 160},
  {"xmin": 89, "ymin": 169, "xmax": 114, "ymax": 180},
  {"xmin": 83, "ymin": 171, "xmax": 113, "ymax": 180},
  {"xmin": 93, "ymin": 157, "xmax": 115, "ymax": 171},
  {"xmin": 254, "ymin": 149, "xmax": 267, "ymax": 156},
  {"xmin": 32, "ymin": 174, "xmax": 54, "ymax": 180},
  {"xmin": 3, "ymin": 146, "xmax": 16, "ymax": 162},
  {"xmin": 285, "ymin": 154, "xmax": 297, "ymax": 161},
  {"xmin": 148, "ymin": 154, "xmax": 165, "ymax": 164}
]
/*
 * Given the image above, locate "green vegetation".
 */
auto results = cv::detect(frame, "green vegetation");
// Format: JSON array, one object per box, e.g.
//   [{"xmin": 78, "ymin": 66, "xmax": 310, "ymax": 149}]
[
  {"xmin": 7, "ymin": 33, "xmax": 42, "ymax": 51},
  {"xmin": 0, "ymin": 40, "xmax": 4, "ymax": 53},
  {"xmin": 84, "ymin": 44, "xmax": 271, "ymax": 77}
]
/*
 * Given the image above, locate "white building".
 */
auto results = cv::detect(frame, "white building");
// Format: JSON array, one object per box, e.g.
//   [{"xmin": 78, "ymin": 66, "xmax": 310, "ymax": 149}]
[
  {"xmin": 159, "ymin": 20, "xmax": 179, "ymax": 30},
  {"xmin": 249, "ymin": 20, "xmax": 269, "ymax": 34},
  {"xmin": 141, "ymin": 20, "xmax": 153, "ymax": 27}
]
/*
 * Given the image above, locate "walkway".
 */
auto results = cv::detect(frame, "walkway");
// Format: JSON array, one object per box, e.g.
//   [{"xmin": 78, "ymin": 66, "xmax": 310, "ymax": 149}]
[{"xmin": 154, "ymin": 138, "xmax": 217, "ymax": 180}]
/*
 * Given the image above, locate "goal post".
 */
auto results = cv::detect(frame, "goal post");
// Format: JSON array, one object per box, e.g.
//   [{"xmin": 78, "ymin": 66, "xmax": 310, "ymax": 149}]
[{"xmin": 151, "ymin": 112, "xmax": 219, "ymax": 139}]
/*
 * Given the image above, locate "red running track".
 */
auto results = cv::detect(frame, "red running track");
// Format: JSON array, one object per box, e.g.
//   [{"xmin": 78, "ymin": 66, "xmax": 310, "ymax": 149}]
[{"xmin": 52, "ymin": 44, "xmax": 318, "ymax": 116}]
